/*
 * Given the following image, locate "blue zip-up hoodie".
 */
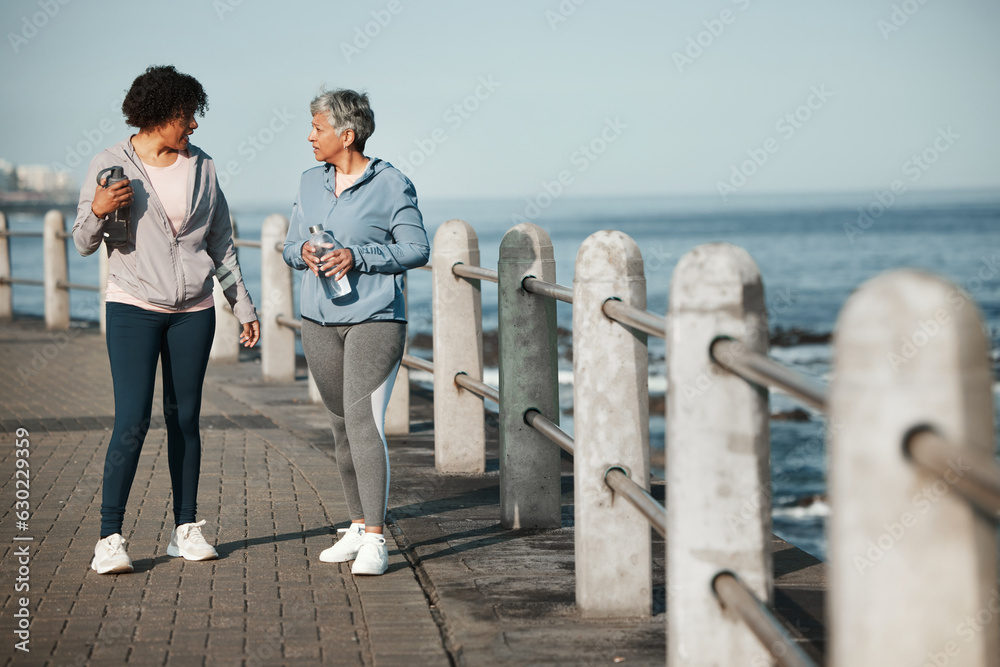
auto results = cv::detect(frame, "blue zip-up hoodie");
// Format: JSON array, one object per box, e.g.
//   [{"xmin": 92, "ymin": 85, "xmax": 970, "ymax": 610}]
[{"xmin": 282, "ymin": 158, "xmax": 429, "ymax": 324}]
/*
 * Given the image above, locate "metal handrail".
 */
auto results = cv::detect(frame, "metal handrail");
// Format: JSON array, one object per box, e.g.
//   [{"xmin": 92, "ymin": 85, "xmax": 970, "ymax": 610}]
[
  {"xmin": 234, "ymin": 239, "xmax": 262, "ymax": 249},
  {"xmin": 454, "ymin": 372, "xmax": 499, "ymax": 403},
  {"xmin": 275, "ymin": 315, "xmax": 302, "ymax": 331},
  {"xmin": 402, "ymin": 354, "xmax": 433, "ymax": 374},
  {"xmin": 710, "ymin": 337, "xmax": 828, "ymax": 411},
  {"xmin": 524, "ymin": 409, "xmax": 575, "ymax": 455},
  {"xmin": 0, "ymin": 277, "xmax": 43, "ymax": 287},
  {"xmin": 605, "ymin": 468, "xmax": 666, "ymax": 537},
  {"xmin": 452, "ymin": 263, "xmax": 499, "ymax": 284},
  {"xmin": 58, "ymin": 281, "xmax": 99, "ymax": 292},
  {"xmin": 522, "ymin": 277, "xmax": 573, "ymax": 304},
  {"xmin": 603, "ymin": 299, "xmax": 665, "ymax": 339},
  {"xmin": 712, "ymin": 572, "xmax": 818, "ymax": 667},
  {"xmin": 906, "ymin": 427, "xmax": 1000, "ymax": 518},
  {"xmin": 0, "ymin": 230, "xmax": 43, "ymax": 238}
]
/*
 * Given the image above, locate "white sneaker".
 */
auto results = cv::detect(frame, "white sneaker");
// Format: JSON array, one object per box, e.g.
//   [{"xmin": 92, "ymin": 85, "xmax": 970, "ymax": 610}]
[
  {"xmin": 351, "ymin": 533, "xmax": 388, "ymax": 576},
  {"xmin": 167, "ymin": 520, "xmax": 218, "ymax": 561},
  {"xmin": 91, "ymin": 534, "xmax": 133, "ymax": 574},
  {"xmin": 320, "ymin": 523, "xmax": 365, "ymax": 563}
]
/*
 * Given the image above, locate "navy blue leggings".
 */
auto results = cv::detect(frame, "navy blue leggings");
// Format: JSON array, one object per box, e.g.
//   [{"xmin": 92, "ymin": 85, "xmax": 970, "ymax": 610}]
[{"xmin": 101, "ymin": 302, "xmax": 215, "ymax": 538}]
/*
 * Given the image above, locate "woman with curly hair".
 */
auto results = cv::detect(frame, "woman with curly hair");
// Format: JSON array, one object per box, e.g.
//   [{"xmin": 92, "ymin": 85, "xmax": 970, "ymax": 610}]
[{"xmin": 73, "ymin": 65, "xmax": 259, "ymax": 574}]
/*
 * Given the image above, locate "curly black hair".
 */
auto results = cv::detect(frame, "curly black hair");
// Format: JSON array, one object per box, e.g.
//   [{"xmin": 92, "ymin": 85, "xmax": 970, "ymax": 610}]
[{"xmin": 121, "ymin": 65, "xmax": 208, "ymax": 130}]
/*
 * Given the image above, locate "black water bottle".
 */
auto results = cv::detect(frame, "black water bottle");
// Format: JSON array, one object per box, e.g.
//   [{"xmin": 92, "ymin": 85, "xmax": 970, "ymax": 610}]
[{"xmin": 96, "ymin": 166, "xmax": 130, "ymax": 247}]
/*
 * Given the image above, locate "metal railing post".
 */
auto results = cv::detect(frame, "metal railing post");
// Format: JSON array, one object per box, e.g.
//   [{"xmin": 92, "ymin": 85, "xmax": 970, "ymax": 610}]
[
  {"xmin": 43, "ymin": 209, "xmax": 69, "ymax": 330},
  {"xmin": 498, "ymin": 222, "xmax": 561, "ymax": 529},
  {"xmin": 572, "ymin": 230, "xmax": 651, "ymax": 617},
  {"xmin": 260, "ymin": 214, "xmax": 295, "ymax": 382},
  {"xmin": 666, "ymin": 243, "xmax": 772, "ymax": 665},
  {"xmin": 0, "ymin": 212, "xmax": 11, "ymax": 321},
  {"xmin": 431, "ymin": 219, "xmax": 485, "ymax": 473},
  {"xmin": 385, "ymin": 281, "xmax": 410, "ymax": 435},
  {"xmin": 210, "ymin": 215, "xmax": 242, "ymax": 363},
  {"xmin": 828, "ymin": 270, "xmax": 999, "ymax": 667}
]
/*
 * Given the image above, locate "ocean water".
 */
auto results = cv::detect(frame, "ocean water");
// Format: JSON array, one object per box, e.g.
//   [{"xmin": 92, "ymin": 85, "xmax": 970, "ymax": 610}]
[{"xmin": 6, "ymin": 190, "xmax": 1000, "ymax": 560}]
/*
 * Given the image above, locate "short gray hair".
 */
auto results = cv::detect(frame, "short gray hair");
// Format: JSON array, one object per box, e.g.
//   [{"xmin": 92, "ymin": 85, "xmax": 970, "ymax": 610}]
[{"xmin": 310, "ymin": 88, "xmax": 375, "ymax": 152}]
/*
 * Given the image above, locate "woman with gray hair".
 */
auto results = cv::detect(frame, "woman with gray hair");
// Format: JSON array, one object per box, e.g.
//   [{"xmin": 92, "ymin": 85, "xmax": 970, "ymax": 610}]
[{"xmin": 282, "ymin": 89, "xmax": 429, "ymax": 576}]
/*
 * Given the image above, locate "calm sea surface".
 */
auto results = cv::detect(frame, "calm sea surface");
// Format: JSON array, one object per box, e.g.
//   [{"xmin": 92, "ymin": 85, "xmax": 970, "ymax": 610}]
[{"xmin": 7, "ymin": 191, "xmax": 1000, "ymax": 559}]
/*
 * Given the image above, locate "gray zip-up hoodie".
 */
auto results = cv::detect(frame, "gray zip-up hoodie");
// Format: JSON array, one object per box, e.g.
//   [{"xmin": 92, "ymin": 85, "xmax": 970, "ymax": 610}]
[{"xmin": 72, "ymin": 138, "xmax": 256, "ymax": 323}]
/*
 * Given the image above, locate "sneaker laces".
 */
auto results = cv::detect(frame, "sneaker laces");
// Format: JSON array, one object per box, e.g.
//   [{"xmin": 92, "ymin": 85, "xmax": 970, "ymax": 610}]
[
  {"xmin": 337, "ymin": 524, "xmax": 365, "ymax": 538},
  {"xmin": 102, "ymin": 534, "xmax": 126, "ymax": 557},
  {"xmin": 179, "ymin": 520, "xmax": 210, "ymax": 546}
]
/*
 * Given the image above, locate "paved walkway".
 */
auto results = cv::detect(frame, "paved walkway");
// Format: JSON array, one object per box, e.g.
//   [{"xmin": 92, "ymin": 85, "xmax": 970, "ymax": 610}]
[{"xmin": 0, "ymin": 319, "xmax": 825, "ymax": 666}]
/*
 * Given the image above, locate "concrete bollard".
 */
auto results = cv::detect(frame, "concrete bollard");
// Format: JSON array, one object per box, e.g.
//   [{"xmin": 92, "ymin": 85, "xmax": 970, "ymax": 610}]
[
  {"xmin": 432, "ymin": 219, "xmax": 485, "ymax": 474},
  {"xmin": 98, "ymin": 249, "xmax": 109, "ymax": 333},
  {"xmin": 307, "ymin": 368, "xmax": 322, "ymax": 403},
  {"xmin": 498, "ymin": 223, "xmax": 561, "ymax": 529},
  {"xmin": 0, "ymin": 212, "xmax": 10, "ymax": 321},
  {"xmin": 666, "ymin": 243, "xmax": 772, "ymax": 665},
  {"xmin": 260, "ymin": 214, "xmax": 295, "ymax": 382},
  {"xmin": 43, "ymin": 209, "xmax": 69, "ymax": 330},
  {"xmin": 385, "ymin": 282, "xmax": 410, "ymax": 435},
  {"xmin": 572, "ymin": 230, "xmax": 651, "ymax": 617},
  {"xmin": 210, "ymin": 216, "xmax": 242, "ymax": 363},
  {"xmin": 210, "ymin": 277, "xmax": 241, "ymax": 363},
  {"xmin": 828, "ymin": 270, "xmax": 999, "ymax": 667}
]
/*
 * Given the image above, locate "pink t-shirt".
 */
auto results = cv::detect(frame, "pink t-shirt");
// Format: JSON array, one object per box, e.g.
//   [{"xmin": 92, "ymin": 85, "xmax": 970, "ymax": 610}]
[
  {"xmin": 145, "ymin": 149, "xmax": 190, "ymax": 235},
  {"xmin": 105, "ymin": 150, "xmax": 213, "ymax": 312},
  {"xmin": 335, "ymin": 169, "xmax": 361, "ymax": 197}
]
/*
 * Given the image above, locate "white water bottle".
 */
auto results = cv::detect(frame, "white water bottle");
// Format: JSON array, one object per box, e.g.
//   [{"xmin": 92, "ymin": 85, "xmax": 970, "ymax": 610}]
[{"xmin": 308, "ymin": 224, "xmax": 352, "ymax": 299}]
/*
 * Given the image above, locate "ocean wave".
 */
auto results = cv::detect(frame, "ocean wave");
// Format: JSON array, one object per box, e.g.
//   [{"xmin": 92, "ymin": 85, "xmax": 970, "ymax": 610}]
[{"xmin": 773, "ymin": 496, "xmax": 830, "ymax": 518}]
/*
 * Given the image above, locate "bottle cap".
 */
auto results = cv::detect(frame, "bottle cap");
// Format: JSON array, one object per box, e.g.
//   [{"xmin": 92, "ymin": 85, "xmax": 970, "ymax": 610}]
[{"xmin": 308, "ymin": 225, "xmax": 324, "ymax": 234}]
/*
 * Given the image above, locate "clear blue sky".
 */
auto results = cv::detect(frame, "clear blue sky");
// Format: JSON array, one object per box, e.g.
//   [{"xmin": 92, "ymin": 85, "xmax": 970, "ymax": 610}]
[{"xmin": 1, "ymin": 0, "xmax": 998, "ymax": 206}]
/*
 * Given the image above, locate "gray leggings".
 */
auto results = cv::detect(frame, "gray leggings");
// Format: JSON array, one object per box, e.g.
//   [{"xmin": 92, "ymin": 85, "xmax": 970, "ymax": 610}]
[{"xmin": 301, "ymin": 319, "xmax": 405, "ymax": 528}]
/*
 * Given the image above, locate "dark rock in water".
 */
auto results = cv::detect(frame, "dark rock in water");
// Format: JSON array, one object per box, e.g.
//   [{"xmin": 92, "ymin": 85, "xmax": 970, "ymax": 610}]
[
  {"xmin": 791, "ymin": 494, "xmax": 827, "ymax": 509},
  {"xmin": 770, "ymin": 327, "xmax": 831, "ymax": 347},
  {"xmin": 771, "ymin": 408, "xmax": 812, "ymax": 422},
  {"xmin": 410, "ymin": 332, "xmax": 433, "ymax": 351}
]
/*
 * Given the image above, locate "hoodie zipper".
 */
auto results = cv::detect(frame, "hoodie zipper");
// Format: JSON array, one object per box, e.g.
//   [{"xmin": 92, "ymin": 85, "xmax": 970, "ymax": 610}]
[
  {"xmin": 324, "ymin": 160, "xmax": 380, "ymax": 234},
  {"xmin": 122, "ymin": 142, "xmax": 188, "ymax": 305}
]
